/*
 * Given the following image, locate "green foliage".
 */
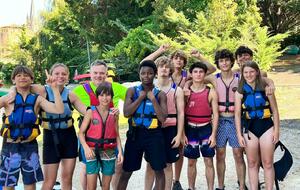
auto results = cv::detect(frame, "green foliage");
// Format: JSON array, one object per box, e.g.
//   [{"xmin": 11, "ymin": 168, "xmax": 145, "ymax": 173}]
[
  {"xmin": 150, "ymin": 0, "xmax": 288, "ymax": 71},
  {"xmin": 0, "ymin": 62, "xmax": 15, "ymax": 84}
]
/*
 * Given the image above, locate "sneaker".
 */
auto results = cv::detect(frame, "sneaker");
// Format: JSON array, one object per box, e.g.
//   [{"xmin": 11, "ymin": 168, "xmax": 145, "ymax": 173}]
[
  {"xmin": 215, "ymin": 187, "xmax": 225, "ymax": 190},
  {"xmin": 172, "ymin": 181, "xmax": 183, "ymax": 190},
  {"xmin": 237, "ymin": 181, "xmax": 248, "ymax": 190}
]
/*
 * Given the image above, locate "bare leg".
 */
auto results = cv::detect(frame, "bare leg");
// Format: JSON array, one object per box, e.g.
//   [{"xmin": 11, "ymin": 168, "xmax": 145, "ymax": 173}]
[
  {"xmin": 80, "ymin": 163, "xmax": 87, "ymax": 190},
  {"xmin": 112, "ymin": 161, "xmax": 122, "ymax": 190},
  {"xmin": 145, "ymin": 162, "xmax": 155, "ymax": 190},
  {"xmin": 244, "ymin": 132, "xmax": 260, "ymax": 190},
  {"xmin": 174, "ymin": 145, "xmax": 183, "ymax": 183},
  {"xmin": 153, "ymin": 170, "xmax": 165, "ymax": 190},
  {"xmin": 204, "ymin": 157, "xmax": 215, "ymax": 190},
  {"xmin": 216, "ymin": 147, "xmax": 226, "ymax": 189},
  {"xmin": 232, "ymin": 148, "xmax": 247, "ymax": 190},
  {"xmin": 187, "ymin": 159, "xmax": 197, "ymax": 190},
  {"xmin": 259, "ymin": 128, "xmax": 275, "ymax": 190},
  {"xmin": 117, "ymin": 170, "xmax": 133, "ymax": 190},
  {"xmin": 164, "ymin": 163, "xmax": 173, "ymax": 190},
  {"xmin": 60, "ymin": 158, "xmax": 76, "ymax": 190},
  {"xmin": 86, "ymin": 174, "xmax": 97, "ymax": 190},
  {"xmin": 102, "ymin": 175, "xmax": 113, "ymax": 190},
  {"xmin": 41, "ymin": 163, "xmax": 59, "ymax": 190},
  {"xmin": 24, "ymin": 184, "xmax": 36, "ymax": 190}
]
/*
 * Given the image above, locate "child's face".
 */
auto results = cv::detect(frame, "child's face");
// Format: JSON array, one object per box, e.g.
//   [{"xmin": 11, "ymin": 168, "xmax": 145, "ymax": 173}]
[
  {"xmin": 51, "ymin": 66, "xmax": 69, "ymax": 86},
  {"xmin": 98, "ymin": 93, "xmax": 112, "ymax": 106},
  {"xmin": 218, "ymin": 57, "xmax": 232, "ymax": 72},
  {"xmin": 243, "ymin": 66, "xmax": 258, "ymax": 84},
  {"xmin": 13, "ymin": 72, "xmax": 33, "ymax": 88},
  {"xmin": 172, "ymin": 56, "xmax": 185, "ymax": 69},
  {"xmin": 191, "ymin": 68, "xmax": 206, "ymax": 83}
]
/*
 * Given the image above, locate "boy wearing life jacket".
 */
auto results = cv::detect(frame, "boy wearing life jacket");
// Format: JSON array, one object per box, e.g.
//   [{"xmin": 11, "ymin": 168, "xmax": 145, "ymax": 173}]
[
  {"xmin": 79, "ymin": 83, "xmax": 123, "ymax": 190},
  {"xmin": 73, "ymin": 60, "xmax": 127, "ymax": 190},
  {"xmin": 183, "ymin": 62, "xmax": 219, "ymax": 190},
  {"xmin": 0, "ymin": 65, "xmax": 64, "ymax": 189},
  {"xmin": 204, "ymin": 49, "xmax": 247, "ymax": 190},
  {"xmin": 144, "ymin": 56, "xmax": 184, "ymax": 190},
  {"xmin": 235, "ymin": 61, "xmax": 280, "ymax": 190},
  {"xmin": 142, "ymin": 45, "xmax": 216, "ymax": 190},
  {"xmin": 117, "ymin": 60, "xmax": 167, "ymax": 190}
]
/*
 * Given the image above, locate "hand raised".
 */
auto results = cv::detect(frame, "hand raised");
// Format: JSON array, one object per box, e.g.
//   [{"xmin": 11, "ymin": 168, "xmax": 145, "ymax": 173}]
[{"xmin": 45, "ymin": 70, "xmax": 57, "ymax": 89}]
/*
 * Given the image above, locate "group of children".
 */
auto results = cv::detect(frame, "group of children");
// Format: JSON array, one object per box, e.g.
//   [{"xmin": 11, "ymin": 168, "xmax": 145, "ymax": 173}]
[{"xmin": 0, "ymin": 45, "xmax": 280, "ymax": 190}]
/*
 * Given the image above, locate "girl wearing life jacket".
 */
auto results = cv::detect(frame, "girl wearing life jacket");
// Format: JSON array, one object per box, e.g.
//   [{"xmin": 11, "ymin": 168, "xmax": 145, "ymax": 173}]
[
  {"xmin": 235, "ymin": 61, "xmax": 280, "ymax": 190},
  {"xmin": 79, "ymin": 83, "xmax": 123, "ymax": 190},
  {"xmin": 22, "ymin": 63, "xmax": 87, "ymax": 190},
  {"xmin": 0, "ymin": 65, "xmax": 64, "ymax": 189}
]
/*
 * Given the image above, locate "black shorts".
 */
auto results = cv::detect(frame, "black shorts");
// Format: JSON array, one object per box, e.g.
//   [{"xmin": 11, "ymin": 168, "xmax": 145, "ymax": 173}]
[
  {"xmin": 123, "ymin": 127, "xmax": 166, "ymax": 172},
  {"xmin": 43, "ymin": 127, "xmax": 78, "ymax": 164},
  {"xmin": 162, "ymin": 126, "xmax": 180, "ymax": 163}
]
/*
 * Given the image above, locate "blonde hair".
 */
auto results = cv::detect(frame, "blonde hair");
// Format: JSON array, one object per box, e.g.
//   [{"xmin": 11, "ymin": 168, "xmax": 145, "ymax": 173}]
[
  {"xmin": 155, "ymin": 56, "xmax": 174, "ymax": 76},
  {"xmin": 50, "ymin": 63, "xmax": 69, "ymax": 75}
]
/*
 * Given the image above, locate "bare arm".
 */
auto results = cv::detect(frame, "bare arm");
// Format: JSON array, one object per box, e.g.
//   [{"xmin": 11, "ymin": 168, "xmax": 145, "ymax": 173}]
[
  {"xmin": 190, "ymin": 49, "xmax": 216, "ymax": 75},
  {"xmin": 38, "ymin": 87, "xmax": 64, "ymax": 114},
  {"xmin": 123, "ymin": 87, "xmax": 146, "ymax": 117},
  {"xmin": 31, "ymin": 84, "xmax": 46, "ymax": 97},
  {"xmin": 69, "ymin": 92, "xmax": 87, "ymax": 115},
  {"xmin": 262, "ymin": 77, "xmax": 275, "ymax": 95},
  {"xmin": 268, "ymin": 93, "xmax": 280, "ymax": 144},
  {"xmin": 78, "ymin": 110, "xmax": 95, "ymax": 160},
  {"xmin": 234, "ymin": 91, "xmax": 246, "ymax": 147},
  {"xmin": 209, "ymin": 88, "xmax": 219, "ymax": 147},
  {"xmin": 141, "ymin": 44, "xmax": 170, "ymax": 63},
  {"xmin": 204, "ymin": 74, "xmax": 217, "ymax": 88},
  {"xmin": 172, "ymin": 87, "xmax": 185, "ymax": 148},
  {"xmin": 114, "ymin": 115, "xmax": 123, "ymax": 164}
]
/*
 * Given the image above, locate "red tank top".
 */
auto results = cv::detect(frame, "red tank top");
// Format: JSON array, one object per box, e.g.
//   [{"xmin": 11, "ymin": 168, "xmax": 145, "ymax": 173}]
[
  {"xmin": 185, "ymin": 86, "xmax": 212, "ymax": 124},
  {"xmin": 163, "ymin": 86, "xmax": 177, "ymax": 127}
]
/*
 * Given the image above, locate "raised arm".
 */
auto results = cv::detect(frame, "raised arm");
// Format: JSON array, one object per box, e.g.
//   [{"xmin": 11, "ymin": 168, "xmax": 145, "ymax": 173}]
[
  {"xmin": 141, "ymin": 44, "xmax": 170, "ymax": 63},
  {"xmin": 38, "ymin": 70, "xmax": 64, "ymax": 114},
  {"xmin": 190, "ymin": 49, "xmax": 216, "ymax": 75},
  {"xmin": 69, "ymin": 92, "xmax": 87, "ymax": 115}
]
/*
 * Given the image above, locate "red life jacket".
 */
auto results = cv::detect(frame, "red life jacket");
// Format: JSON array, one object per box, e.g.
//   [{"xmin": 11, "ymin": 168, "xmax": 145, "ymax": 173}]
[
  {"xmin": 185, "ymin": 86, "xmax": 212, "ymax": 124},
  {"xmin": 83, "ymin": 82, "xmax": 114, "ymax": 108},
  {"xmin": 85, "ymin": 106, "xmax": 117, "ymax": 149}
]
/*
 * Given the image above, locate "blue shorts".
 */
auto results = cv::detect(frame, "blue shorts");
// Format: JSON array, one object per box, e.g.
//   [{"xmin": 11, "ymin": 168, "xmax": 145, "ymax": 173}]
[
  {"xmin": 216, "ymin": 117, "xmax": 240, "ymax": 148},
  {"xmin": 0, "ymin": 140, "xmax": 43, "ymax": 187},
  {"xmin": 184, "ymin": 123, "xmax": 215, "ymax": 159}
]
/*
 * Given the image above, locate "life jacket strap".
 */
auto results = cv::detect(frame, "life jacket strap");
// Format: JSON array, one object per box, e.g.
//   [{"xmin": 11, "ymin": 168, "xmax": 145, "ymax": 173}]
[
  {"xmin": 167, "ymin": 114, "xmax": 177, "ymax": 118},
  {"xmin": 186, "ymin": 114, "xmax": 211, "ymax": 118},
  {"xmin": 86, "ymin": 137, "xmax": 116, "ymax": 145},
  {"xmin": 133, "ymin": 113, "xmax": 157, "ymax": 119},
  {"xmin": 41, "ymin": 116, "xmax": 73, "ymax": 123}
]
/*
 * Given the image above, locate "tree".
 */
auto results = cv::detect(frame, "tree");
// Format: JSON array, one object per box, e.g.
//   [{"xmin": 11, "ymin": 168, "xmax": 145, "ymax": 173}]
[
  {"xmin": 149, "ymin": 0, "xmax": 288, "ymax": 71},
  {"xmin": 258, "ymin": 0, "xmax": 300, "ymax": 34}
]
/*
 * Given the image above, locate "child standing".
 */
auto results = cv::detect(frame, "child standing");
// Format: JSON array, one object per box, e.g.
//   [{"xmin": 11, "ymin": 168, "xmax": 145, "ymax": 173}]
[{"xmin": 79, "ymin": 83, "xmax": 123, "ymax": 190}]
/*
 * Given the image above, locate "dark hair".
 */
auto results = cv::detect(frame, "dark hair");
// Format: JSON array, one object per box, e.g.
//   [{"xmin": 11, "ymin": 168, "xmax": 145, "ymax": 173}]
[
  {"xmin": 170, "ymin": 50, "xmax": 187, "ymax": 66},
  {"xmin": 155, "ymin": 56, "xmax": 174, "ymax": 76},
  {"xmin": 11, "ymin": 65, "xmax": 34, "ymax": 81},
  {"xmin": 214, "ymin": 49, "xmax": 235, "ymax": 69},
  {"xmin": 237, "ymin": 61, "xmax": 266, "ymax": 93},
  {"xmin": 139, "ymin": 60, "xmax": 157, "ymax": 75},
  {"xmin": 235, "ymin": 46, "xmax": 253, "ymax": 59},
  {"xmin": 91, "ymin": 60, "xmax": 107, "ymax": 68},
  {"xmin": 95, "ymin": 82, "xmax": 114, "ymax": 98},
  {"xmin": 189, "ymin": 62, "xmax": 208, "ymax": 74}
]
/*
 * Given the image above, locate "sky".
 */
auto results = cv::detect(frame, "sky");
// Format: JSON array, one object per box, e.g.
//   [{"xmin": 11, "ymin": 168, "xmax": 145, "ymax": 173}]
[{"xmin": 0, "ymin": 0, "xmax": 46, "ymax": 26}]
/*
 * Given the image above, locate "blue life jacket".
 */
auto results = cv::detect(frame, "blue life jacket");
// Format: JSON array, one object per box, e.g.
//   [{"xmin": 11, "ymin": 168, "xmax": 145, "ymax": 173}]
[
  {"xmin": 41, "ymin": 85, "xmax": 73, "ymax": 130},
  {"xmin": 129, "ymin": 85, "xmax": 160, "ymax": 129},
  {"xmin": 1, "ymin": 93, "xmax": 40, "ymax": 141},
  {"xmin": 242, "ymin": 83, "xmax": 272, "ymax": 119}
]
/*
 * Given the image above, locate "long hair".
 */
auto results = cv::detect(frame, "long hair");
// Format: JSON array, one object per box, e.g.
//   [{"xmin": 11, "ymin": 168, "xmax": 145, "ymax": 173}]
[{"xmin": 238, "ymin": 61, "xmax": 266, "ymax": 93}]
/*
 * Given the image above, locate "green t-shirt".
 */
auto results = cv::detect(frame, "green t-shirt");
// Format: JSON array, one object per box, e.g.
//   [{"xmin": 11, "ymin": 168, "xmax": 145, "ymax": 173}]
[{"xmin": 72, "ymin": 81, "xmax": 127, "ymax": 107}]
